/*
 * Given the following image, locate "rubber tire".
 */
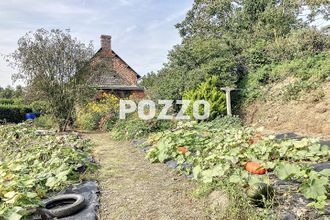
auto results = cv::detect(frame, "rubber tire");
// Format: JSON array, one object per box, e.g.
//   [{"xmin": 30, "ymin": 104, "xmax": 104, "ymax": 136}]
[{"xmin": 41, "ymin": 194, "xmax": 86, "ymax": 218}]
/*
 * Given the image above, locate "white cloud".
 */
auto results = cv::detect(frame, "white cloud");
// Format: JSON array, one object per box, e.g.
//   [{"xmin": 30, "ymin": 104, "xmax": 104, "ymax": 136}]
[{"xmin": 0, "ymin": 0, "xmax": 194, "ymax": 86}]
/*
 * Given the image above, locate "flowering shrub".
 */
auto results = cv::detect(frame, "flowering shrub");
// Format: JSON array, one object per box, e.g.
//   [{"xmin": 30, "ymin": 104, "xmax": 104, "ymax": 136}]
[{"xmin": 76, "ymin": 93, "xmax": 119, "ymax": 130}]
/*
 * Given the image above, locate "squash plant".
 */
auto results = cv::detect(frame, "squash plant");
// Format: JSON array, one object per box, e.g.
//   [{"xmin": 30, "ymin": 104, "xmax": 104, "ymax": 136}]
[
  {"xmin": 146, "ymin": 119, "xmax": 330, "ymax": 210},
  {"xmin": 0, "ymin": 124, "xmax": 95, "ymax": 219}
]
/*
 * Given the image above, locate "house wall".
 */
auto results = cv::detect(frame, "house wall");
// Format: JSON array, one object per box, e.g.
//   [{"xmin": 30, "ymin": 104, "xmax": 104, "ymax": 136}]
[
  {"xmin": 100, "ymin": 89, "xmax": 145, "ymax": 99},
  {"xmin": 130, "ymin": 90, "xmax": 145, "ymax": 99}
]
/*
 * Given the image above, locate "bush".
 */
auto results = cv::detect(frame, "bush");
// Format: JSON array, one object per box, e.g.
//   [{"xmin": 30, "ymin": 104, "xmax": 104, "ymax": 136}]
[
  {"xmin": 111, "ymin": 114, "xmax": 174, "ymax": 140},
  {"xmin": 0, "ymin": 105, "xmax": 32, "ymax": 123},
  {"xmin": 76, "ymin": 93, "xmax": 119, "ymax": 130},
  {"xmin": 0, "ymin": 98, "xmax": 14, "ymax": 105},
  {"xmin": 33, "ymin": 114, "xmax": 56, "ymax": 129},
  {"xmin": 183, "ymin": 76, "xmax": 226, "ymax": 120},
  {"xmin": 77, "ymin": 112, "xmax": 102, "ymax": 131}
]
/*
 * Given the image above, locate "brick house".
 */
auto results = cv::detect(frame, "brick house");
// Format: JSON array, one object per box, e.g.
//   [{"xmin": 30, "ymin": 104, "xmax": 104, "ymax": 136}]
[{"xmin": 91, "ymin": 35, "xmax": 144, "ymax": 99}]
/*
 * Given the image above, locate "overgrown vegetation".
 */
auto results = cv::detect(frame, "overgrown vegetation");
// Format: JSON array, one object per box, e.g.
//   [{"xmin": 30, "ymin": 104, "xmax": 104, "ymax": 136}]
[
  {"xmin": 145, "ymin": 118, "xmax": 330, "ymax": 213},
  {"xmin": 0, "ymin": 123, "xmax": 95, "ymax": 219},
  {"xmin": 0, "ymin": 86, "xmax": 31, "ymax": 124},
  {"xmin": 239, "ymin": 51, "xmax": 330, "ymax": 103},
  {"xmin": 110, "ymin": 113, "xmax": 173, "ymax": 141},
  {"xmin": 76, "ymin": 93, "xmax": 119, "ymax": 131},
  {"xmin": 141, "ymin": 0, "xmax": 330, "ymax": 109},
  {"xmin": 0, "ymin": 86, "xmax": 24, "ymax": 100}
]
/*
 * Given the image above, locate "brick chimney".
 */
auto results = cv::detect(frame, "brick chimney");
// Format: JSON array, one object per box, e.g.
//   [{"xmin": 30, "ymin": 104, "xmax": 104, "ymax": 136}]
[{"xmin": 101, "ymin": 35, "xmax": 112, "ymax": 51}]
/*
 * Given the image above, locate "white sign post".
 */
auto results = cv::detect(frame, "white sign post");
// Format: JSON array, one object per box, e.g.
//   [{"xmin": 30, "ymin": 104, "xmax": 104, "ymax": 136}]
[{"xmin": 220, "ymin": 87, "xmax": 237, "ymax": 116}]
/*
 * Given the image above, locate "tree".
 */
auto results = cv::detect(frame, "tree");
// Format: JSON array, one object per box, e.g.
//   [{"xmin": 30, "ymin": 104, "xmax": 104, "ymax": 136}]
[
  {"xmin": 142, "ymin": 0, "xmax": 329, "ymax": 107},
  {"xmin": 0, "ymin": 86, "xmax": 14, "ymax": 99},
  {"xmin": 9, "ymin": 29, "xmax": 96, "ymax": 131}
]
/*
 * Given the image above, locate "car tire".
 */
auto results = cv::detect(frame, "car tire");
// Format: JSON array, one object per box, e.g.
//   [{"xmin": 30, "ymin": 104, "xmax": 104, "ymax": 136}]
[{"xmin": 40, "ymin": 193, "xmax": 86, "ymax": 218}]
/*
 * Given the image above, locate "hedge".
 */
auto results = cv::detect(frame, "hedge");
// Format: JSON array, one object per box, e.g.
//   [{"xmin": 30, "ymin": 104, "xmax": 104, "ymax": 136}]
[
  {"xmin": 0, "ymin": 105, "xmax": 33, "ymax": 123},
  {"xmin": 0, "ymin": 98, "xmax": 15, "ymax": 105}
]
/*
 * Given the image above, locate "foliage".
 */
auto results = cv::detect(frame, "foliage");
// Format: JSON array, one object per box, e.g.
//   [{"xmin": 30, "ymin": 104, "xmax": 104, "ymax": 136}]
[
  {"xmin": 110, "ymin": 114, "xmax": 174, "ymax": 141},
  {"xmin": 141, "ymin": 36, "xmax": 241, "ymax": 101},
  {"xmin": 0, "ymin": 86, "xmax": 24, "ymax": 99},
  {"xmin": 8, "ymin": 29, "xmax": 97, "ymax": 131},
  {"xmin": 210, "ymin": 115, "xmax": 243, "ymax": 128},
  {"xmin": 77, "ymin": 112, "xmax": 102, "ymax": 131},
  {"xmin": 146, "ymin": 120, "xmax": 330, "ymax": 210},
  {"xmin": 30, "ymin": 100, "xmax": 50, "ymax": 114},
  {"xmin": 141, "ymin": 0, "xmax": 330, "ymax": 108},
  {"xmin": 183, "ymin": 76, "xmax": 226, "ymax": 120},
  {"xmin": 76, "ymin": 93, "xmax": 119, "ymax": 131},
  {"xmin": 33, "ymin": 114, "xmax": 56, "ymax": 129},
  {"xmin": 0, "ymin": 124, "xmax": 95, "ymax": 219},
  {"xmin": 0, "ymin": 105, "xmax": 32, "ymax": 123},
  {"xmin": 239, "ymin": 51, "xmax": 330, "ymax": 103}
]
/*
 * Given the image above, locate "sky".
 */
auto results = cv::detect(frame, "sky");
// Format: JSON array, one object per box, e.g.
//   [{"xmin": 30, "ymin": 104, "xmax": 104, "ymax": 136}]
[{"xmin": 0, "ymin": 0, "xmax": 194, "ymax": 87}]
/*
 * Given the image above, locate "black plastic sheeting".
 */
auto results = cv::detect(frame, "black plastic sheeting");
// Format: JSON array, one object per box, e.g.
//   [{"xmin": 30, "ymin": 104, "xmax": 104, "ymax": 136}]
[
  {"xmin": 275, "ymin": 132, "xmax": 330, "ymax": 149},
  {"xmin": 275, "ymin": 132, "xmax": 330, "ymax": 171},
  {"xmin": 30, "ymin": 181, "xmax": 99, "ymax": 220},
  {"xmin": 58, "ymin": 181, "xmax": 99, "ymax": 220}
]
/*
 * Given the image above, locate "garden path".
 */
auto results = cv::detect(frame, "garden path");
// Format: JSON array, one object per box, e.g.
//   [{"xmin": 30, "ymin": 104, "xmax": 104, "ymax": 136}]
[{"xmin": 84, "ymin": 133, "xmax": 210, "ymax": 220}]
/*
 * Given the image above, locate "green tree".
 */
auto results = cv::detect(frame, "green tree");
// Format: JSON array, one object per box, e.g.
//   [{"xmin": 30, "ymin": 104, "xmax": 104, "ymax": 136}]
[
  {"xmin": 142, "ymin": 0, "xmax": 329, "ymax": 108},
  {"xmin": 9, "ymin": 29, "xmax": 96, "ymax": 131}
]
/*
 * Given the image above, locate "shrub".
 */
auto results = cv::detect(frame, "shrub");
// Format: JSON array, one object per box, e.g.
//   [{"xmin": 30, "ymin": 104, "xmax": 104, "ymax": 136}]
[
  {"xmin": 183, "ymin": 76, "xmax": 226, "ymax": 120},
  {"xmin": 33, "ymin": 114, "xmax": 56, "ymax": 129},
  {"xmin": 0, "ymin": 105, "xmax": 32, "ymax": 123},
  {"xmin": 0, "ymin": 98, "xmax": 14, "ymax": 105},
  {"xmin": 76, "ymin": 93, "xmax": 119, "ymax": 130},
  {"xmin": 77, "ymin": 112, "xmax": 102, "ymax": 131},
  {"xmin": 0, "ymin": 98, "xmax": 24, "ymax": 105},
  {"xmin": 111, "ymin": 114, "xmax": 174, "ymax": 140}
]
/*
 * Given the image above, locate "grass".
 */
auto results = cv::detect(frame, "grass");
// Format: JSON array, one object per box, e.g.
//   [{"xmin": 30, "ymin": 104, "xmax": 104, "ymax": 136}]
[{"xmin": 192, "ymin": 182, "xmax": 273, "ymax": 220}]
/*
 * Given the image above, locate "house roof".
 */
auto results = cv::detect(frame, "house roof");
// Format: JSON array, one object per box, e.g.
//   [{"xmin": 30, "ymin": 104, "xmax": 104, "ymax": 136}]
[{"xmin": 95, "ymin": 48, "xmax": 141, "ymax": 79}]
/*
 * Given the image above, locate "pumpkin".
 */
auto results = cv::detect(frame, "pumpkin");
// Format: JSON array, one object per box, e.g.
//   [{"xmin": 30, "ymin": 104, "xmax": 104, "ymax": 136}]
[
  {"xmin": 246, "ymin": 183, "xmax": 274, "ymax": 207},
  {"xmin": 245, "ymin": 162, "xmax": 267, "ymax": 175},
  {"xmin": 178, "ymin": 146, "xmax": 188, "ymax": 154}
]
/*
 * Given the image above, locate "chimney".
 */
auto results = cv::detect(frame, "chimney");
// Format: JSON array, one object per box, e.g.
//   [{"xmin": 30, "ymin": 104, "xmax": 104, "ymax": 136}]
[{"xmin": 100, "ymin": 35, "xmax": 112, "ymax": 51}]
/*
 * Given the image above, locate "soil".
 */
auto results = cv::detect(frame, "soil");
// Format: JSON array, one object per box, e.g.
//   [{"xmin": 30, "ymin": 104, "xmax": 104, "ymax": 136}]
[
  {"xmin": 242, "ymin": 81, "xmax": 330, "ymax": 139},
  {"xmin": 84, "ymin": 133, "xmax": 211, "ymax": 220}
]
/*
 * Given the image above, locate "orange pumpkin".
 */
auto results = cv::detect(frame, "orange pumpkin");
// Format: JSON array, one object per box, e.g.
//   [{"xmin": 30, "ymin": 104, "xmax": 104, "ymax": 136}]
[
  {"xmin": 245, "ymin": 162, "xmax": 267, "ymax": 175},
  {"xmin": 178, "ymin": 146, "xmax": 188, "ymax": 154}
]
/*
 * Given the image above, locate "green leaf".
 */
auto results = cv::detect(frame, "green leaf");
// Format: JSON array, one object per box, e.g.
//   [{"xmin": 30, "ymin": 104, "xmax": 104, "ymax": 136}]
[
  {"xmin": 229, "ymin": 174, "xmax": 241, "ymax": 183},
  {"xmin": 4, "ymin": 191, "xmax": 16, "ymax": 199},
  {"xmin": 300, "ymin": 177, "xmax": 328, "ymax": 200},
  {"xmin": 26, "ymin": 192, "xmax": 38, "ymax": 198},
  {"xmin": 8, "ymin": 212, "xmax": 22, "ymax": 220},
  {"xmin": 274, "ymin": 162, "xmax": 301, "ymax": 180},
  {"xmin": 319, "ymin": 169, "xmax": 330, "ymax": 177},
  {"xmin": 193, "ymin": 165, "xmax": 202, "ymax": 179},
  {"xmin": 45, "ymin": 176, "xmax": 57, "ymax": 188}
]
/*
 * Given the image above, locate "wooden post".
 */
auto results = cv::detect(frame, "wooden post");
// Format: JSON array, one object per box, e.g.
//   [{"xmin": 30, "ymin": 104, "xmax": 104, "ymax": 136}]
[{"xmin": 220, "ymin": 87, "xmax": 237, "ymax": 116}]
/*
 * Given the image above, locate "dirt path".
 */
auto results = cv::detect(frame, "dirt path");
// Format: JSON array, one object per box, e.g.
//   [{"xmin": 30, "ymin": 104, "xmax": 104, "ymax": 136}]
[{"xmin": 85, "ymin": 133, "xmax": 210, "ymax": 220}]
